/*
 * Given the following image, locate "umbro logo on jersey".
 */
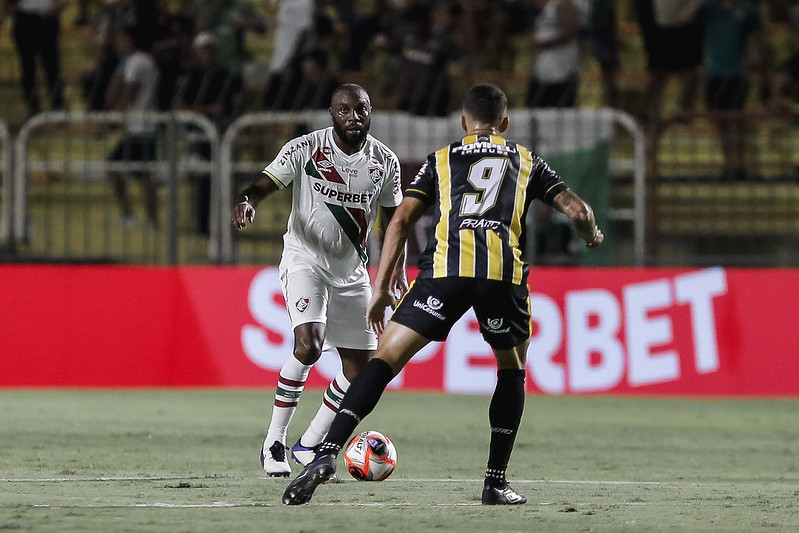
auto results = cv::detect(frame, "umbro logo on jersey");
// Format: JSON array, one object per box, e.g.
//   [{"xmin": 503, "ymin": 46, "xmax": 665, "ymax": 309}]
[
  {"xmin": 295, "ymin": 297, "xmax": 310, "ymax": 313},
  {"xmin": 317, "ymin": 159, "xmax": 334, "ymax": 170}
]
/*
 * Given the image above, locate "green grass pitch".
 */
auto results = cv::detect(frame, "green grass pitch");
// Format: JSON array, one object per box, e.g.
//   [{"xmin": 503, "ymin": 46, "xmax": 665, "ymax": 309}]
[{"xmin": 1, "ymin": 390, "xmax": 798, "ymax": 532}]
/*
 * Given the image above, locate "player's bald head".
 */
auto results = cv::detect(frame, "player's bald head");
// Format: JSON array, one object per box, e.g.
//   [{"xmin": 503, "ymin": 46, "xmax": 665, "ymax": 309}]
[
  {"xmin": 331, "ymin": 83, "xmax": 371, "ymax": 109},
  {"xmin": 463, "ymin": 84, "xmax": 508, "ymax": 125}
]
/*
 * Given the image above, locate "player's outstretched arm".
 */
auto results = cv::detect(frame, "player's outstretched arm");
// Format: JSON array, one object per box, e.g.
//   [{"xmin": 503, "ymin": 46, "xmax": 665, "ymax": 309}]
[
  {"xmin": 552, "ymin": 189, "xmax": 604, "ymax": 248},
  {"xmin": 230, "ymin": 173, "xmax": 280, "ymax": 230}
]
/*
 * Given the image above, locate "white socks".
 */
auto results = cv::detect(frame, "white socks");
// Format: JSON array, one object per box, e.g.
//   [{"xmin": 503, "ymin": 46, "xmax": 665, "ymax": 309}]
[
  {"xmin": 299, "ymin": 371, "xmax": 351, "ymax": 448},
  {"xmin": 265, "ymin": 355, "xmax": 312, "ymax": 446}
]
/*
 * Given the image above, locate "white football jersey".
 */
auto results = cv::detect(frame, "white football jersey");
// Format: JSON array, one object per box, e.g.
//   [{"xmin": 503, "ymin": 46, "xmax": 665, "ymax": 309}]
[{"xmin": 263, "ymin": 127, "xmax": 403, "ymax": 286}]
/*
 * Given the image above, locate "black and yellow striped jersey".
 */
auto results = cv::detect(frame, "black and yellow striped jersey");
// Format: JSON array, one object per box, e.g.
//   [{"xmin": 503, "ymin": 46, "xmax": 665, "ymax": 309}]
[{"xmin": 405, "ymin": 134, "xmax": 567, "ymax": 285}]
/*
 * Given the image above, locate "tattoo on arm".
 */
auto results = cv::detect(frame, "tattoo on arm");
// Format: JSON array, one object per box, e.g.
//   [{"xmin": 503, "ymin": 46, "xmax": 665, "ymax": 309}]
[{"xmin": 552, "ymin": 189, "xmax": 599, "ymax": 244}]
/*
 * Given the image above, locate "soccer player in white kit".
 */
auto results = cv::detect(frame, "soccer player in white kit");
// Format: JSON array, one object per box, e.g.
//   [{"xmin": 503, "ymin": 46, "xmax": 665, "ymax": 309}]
[{"xmin": 231, "ymin": 84, "xmax": 407, "ymax": 476}]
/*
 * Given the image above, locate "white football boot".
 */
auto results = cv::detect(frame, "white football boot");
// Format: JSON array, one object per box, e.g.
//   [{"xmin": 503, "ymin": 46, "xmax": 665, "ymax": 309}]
[
  {"xmin": 290, "ymin": 438, "xmax": 318, "ymax": 467},
  {"xmin": 260, "ymin": 439, "xmax": 291, "ymax": 477}
]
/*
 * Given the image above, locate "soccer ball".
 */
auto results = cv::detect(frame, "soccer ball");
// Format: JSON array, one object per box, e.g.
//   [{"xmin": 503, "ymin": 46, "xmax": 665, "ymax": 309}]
[{"xmin": 343, "ymin": 430, "xmax": 397, "ymax": 481}]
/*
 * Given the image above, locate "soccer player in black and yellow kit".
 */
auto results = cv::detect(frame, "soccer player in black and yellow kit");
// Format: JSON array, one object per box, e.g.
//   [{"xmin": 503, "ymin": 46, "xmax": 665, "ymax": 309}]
[{"xmin": 283, "ymin": 83, "xmax": 604, "ymax": 506}]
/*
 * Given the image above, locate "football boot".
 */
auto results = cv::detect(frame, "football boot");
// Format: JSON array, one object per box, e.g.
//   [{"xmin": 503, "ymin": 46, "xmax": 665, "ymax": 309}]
[{"xmin": 260, "ymin": 439, "xmax": 291, "ymax": 477}]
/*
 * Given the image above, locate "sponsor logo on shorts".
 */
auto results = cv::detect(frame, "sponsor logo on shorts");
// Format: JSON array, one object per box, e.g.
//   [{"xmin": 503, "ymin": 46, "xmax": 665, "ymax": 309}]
[
  {"xmin": 426, "ymin": 296, "xmax": 443, "ymax": 310},
  {"xmin": 295, "ymin": 297, "xmax": 310, "ymax": 313},
  {"xmin": 483, "ymin": 318, "xmax": 511, "ymax": 334},
  {"xmin": 413, "ymin": 297, "xmax": 446, "ymax": 321}
]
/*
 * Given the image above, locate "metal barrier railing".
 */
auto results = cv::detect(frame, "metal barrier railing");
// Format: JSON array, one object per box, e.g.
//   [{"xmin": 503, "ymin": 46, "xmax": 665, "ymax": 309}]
[
  {"xmin": 10, "ymin": 107, "xmax": 798, "ymax": 266},
  {"xmin": 220, "ymin": 108, "xmax": 646, "ymax": 266},
  {"xmin": 0, "ymin": 119, "xmax": 12, "ymax": 248},
  {"xmin": 13, "ymin": 111, "xmax": 220, "ymax": 264}
]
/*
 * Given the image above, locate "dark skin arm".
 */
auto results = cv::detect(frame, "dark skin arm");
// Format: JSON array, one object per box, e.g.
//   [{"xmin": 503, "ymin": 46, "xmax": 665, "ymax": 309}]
[
  {"xmin": 230, "ymin": 175, "xmax": 409, "ymax": 298},
  {"xmin": 551, "ymin": 189, "xmax": 604, "ymax": 248},
  {"xmin": 230, "ymin": 173, "xmax": 280, "ymax": 229}
]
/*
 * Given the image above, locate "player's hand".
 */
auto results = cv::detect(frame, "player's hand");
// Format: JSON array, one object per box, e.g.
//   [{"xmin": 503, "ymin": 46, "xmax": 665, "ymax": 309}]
[
  {"xmin": 390, "ymin": 272, "xmax": 409, "ymax": 301},
  {"xmin": 231, "ymin": 198, "xmax": 255, "ymax": 230},
  {"xmin": 586, "ymin": 227, "xmax": 604, "ymax": 248},
  {"xmin": 366, "ymin": 289, "xmax": 396, "ymax": 335}
]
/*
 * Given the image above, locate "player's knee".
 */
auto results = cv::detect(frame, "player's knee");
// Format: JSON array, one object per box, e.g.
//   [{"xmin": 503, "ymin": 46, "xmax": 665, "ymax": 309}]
[
  {"xmin": 340, "ymin": 349, "xmax": 373, "ymax": 380},
  {"xmin": 293, "ymin": 337, "xmax": 324, "ymax": 364}
]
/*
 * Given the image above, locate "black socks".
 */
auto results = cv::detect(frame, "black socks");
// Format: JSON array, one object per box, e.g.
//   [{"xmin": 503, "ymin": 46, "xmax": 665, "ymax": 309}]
[
  {"xmin": 485, "ymin": 368, "xmax": 526, "ymax": 487},
  {"xmin": 318, "ymin": 358, "xmax": 396, "ymax": 455}
]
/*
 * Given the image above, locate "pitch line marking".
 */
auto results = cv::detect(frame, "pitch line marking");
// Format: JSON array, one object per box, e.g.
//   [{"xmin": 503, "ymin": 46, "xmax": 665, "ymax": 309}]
[
  {"xmin": 11, "ymin": 502, "xmax": 485, "ymax": 509},
  {"xmin": 1, "ymin": 476, "xmax": 212, "ymax": 483},
  {"xmin": 403, "ymin": 478, "xmax": 666, "ymax": 485},
  {"xmin": 4, "ymin": 500, "xmax": 777, "ymax": 510},
  {"xmin": 4, "ymin": 476, "xmax": 661, "ymax": 485},
  {"xmin": 2, "ymin": 475, "xmax": 664, "ymax": 486},
  {"xmin": 4, "ymin": 476, "xmax": 795, "ymax": 488}
]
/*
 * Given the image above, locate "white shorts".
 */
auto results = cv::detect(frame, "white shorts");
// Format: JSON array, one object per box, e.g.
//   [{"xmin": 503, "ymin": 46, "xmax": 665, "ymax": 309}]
[{"xmin": 279, "ymin": 264, "xmax": 378, "ymax": 351}]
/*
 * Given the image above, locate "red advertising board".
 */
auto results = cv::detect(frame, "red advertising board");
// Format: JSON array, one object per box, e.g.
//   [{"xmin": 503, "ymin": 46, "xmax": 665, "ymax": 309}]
[{"xmin": 0, "ymin": 265, "xmax": 797, "ymax": 395}]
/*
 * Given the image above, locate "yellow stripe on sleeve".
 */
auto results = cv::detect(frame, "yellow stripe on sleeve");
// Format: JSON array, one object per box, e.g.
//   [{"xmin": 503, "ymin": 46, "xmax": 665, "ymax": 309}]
[
  {"xmin": 544, "ymin": 181, "xmax": 566, "ymax": 198},
  {"xmin": 510, "ymin": 146, "xmax": 534, "ymax": 284},
  {"xmin": 262, "ymin": 170, "xmax": 287, "ymax": 190}
]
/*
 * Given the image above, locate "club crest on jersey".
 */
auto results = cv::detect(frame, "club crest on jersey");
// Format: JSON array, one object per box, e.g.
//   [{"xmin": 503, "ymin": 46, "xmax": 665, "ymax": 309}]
[
  {"xmin": 369, "ymin": 167, "xmax": 384, "ymax": 184},
  {"xmin": 295, "ymin": 297, "xmax": 310, "ymax": 313}
]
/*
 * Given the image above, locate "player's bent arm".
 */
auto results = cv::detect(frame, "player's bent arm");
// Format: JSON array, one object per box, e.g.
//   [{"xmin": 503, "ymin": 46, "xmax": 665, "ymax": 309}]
[
  {"xmin": 551, "ymin": 189, "xmax": 604, "ymax": 248},
  {"xmin": 230, "ymin": 173, "xmax": 281, "ymax": 230},
  {"xmin": 380, "ymin": 205, "xmax": 409, "ymax": 297},
  {"xmin": 374, "ymin": 198, "xmax": 426, "ymax": 292},
  {"xmin": 366, "ymin": 198, "xmax": 426, "ymax": 333}
]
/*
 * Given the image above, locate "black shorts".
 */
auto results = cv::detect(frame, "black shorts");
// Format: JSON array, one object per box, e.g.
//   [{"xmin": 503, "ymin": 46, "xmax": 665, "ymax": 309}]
[
  {"xmin": 389, "ymin": 277, "xmax": 531, "ymax": 350},
  {"xmin": 706, "ymin": 76, "xmax": 748, "ymax": 111},
  {"xmin": 109, "ymin": 134, "xmax": 157, "ymax": 162},
  {"xmin": 646, "ymin": 23, "xmax": 703, "ymax": 72}
]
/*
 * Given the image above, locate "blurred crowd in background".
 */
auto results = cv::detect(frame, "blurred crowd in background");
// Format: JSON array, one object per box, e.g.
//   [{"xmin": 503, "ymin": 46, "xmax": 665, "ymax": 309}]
[{"xmin": 1, "ymin": 0, "xmax": 798, "ymax": 130}]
